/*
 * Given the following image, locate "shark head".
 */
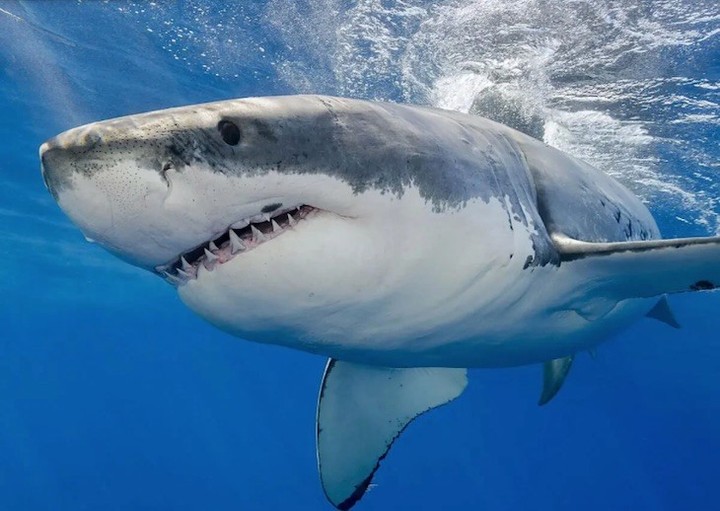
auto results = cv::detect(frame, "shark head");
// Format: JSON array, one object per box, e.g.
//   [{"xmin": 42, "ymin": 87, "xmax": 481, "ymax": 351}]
[
  {"xmin": 41, "ymin": 95, "xmax": 388, "ymax": 271},
  {"xmin": 40, "ymin": 95, "xmax": 536, "ymax": 360}
]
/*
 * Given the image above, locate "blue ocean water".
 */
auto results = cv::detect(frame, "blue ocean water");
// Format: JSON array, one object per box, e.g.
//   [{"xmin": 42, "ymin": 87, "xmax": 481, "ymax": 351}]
[{"xmin": 1, "ymin": 1, "xmax": 719, "ymax": 510}]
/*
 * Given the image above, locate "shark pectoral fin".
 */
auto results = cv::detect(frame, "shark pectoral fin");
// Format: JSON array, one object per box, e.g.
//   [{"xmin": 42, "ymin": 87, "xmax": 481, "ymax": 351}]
[
  {"xmin": 645, "ymin": 296, "xmax": 681, "ymax": 329},
  {"xmin": 316, "ymin": 359, "xmax": 467, "ymax": 510},
  {"xmin": 552, "ymin": 233, "xmax": 720, "ymax": 298},
  {"xmin": 538, "ymin": 355, "xmax": 574, "ymax": 406}
]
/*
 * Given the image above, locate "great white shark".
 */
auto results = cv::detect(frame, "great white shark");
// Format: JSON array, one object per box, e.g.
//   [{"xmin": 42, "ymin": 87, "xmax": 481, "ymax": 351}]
[{"xmin": 40, "ymin": 95, "xmax": 720, "ymax": 509}]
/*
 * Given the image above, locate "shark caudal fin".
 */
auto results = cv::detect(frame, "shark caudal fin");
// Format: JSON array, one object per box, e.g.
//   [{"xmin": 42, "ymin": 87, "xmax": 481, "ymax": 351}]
[
  {"xmin": 553, "ymin": 234, "xmax": 720, "ymax": 298},
  {"xmin": 316, "ymin": 360, "xmax": 467, "ymax": 510}
]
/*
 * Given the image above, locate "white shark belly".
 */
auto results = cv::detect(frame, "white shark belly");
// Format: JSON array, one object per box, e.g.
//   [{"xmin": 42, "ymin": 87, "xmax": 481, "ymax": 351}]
[
  {"xmin": 302, "ymin": 268, "xmax": 655, "ymax": 368},
  {"xmin": 176, "ymin": 185, "xmax": 650, "ymax": 369}
]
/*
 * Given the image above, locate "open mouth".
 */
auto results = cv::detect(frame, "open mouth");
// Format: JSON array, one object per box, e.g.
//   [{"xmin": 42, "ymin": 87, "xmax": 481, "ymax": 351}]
[{"xmin": 157, "ymin": 205, "xmax": 317, "ymax": 285}]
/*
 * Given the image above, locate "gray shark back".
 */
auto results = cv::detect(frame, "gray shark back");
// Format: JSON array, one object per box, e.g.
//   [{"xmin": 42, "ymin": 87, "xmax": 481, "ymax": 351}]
[
  {"xmin": 42, "ymin": 94, "xmax": 659, "ymax": 250},
  {"xmin": 279, "ymin": 97, "xmax": 660, "ymax": 245},
  {"xmin": 506, "ymin": 130, "xmax": 660, "ymax": 243},
  {"xmin": 398, "ymin": 101, "xmax": 661, "ymax": 244}
]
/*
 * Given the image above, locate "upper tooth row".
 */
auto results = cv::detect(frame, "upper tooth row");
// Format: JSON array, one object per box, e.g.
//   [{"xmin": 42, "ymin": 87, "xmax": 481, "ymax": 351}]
[
  {"xmin": 230, "ymin": 211, "xmax": 284, "ymax": 230},
  {"xmin": 162, "ymin": 209, "xmax": 301, "ymax": 283},
  {"xmin": 229, "ymin": 229, "xmax": 245, "ymax": 253}
]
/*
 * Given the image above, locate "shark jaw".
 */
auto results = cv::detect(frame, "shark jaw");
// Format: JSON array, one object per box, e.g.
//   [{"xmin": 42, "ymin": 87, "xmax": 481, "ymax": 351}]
[{"xmin": 156, "ymin": 204, "xmax": 319, "ymax": 286}]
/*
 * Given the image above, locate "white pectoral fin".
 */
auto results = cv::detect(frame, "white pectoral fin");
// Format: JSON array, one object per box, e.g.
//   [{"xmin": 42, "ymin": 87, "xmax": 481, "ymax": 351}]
[
  {"xmin": 316, "ymin": 359, "xmax": 468, "ymax": 510},
  {"xmin": 553, "ymin": 233, "xmax": 720, "ymax": 299}
]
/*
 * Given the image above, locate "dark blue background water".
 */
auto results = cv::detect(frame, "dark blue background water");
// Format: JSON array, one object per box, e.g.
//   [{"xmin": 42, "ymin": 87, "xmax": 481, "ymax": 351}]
[{"xmin": 1, "ymin": 1, "xmax": 719, "ymax": 509}]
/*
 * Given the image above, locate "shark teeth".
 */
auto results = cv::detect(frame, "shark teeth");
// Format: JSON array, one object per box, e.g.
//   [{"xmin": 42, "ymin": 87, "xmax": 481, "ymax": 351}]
[
  {"xmin": 231, "ymin": 219, "xmax": 249, "ymax": 230},
  {"xmin": 204, "ymin": 248, "xmax": 219, "ymax": 262},
  {"xmin": 229, "ymin": 229, "xmax": 246, "ymax": 253},
  {"xmin": 162, "ymin": 271, "xmax": 182, "ymax": 285},
  {"xmin": 157, "ymin": 205, "xmax": 317, "ymax": 286},
  {"xmin": 251, "ymin": 225, "xmax": 267, "ymax": 242}
]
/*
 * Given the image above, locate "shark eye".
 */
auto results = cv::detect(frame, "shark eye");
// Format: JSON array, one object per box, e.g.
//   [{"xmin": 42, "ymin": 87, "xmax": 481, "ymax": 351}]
[{"xmin": 218, "ymin": 120, "xmax": 241, "ymax": 146}]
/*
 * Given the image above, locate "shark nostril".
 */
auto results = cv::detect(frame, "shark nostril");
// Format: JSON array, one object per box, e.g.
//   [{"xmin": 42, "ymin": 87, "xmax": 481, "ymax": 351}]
[{"xmin": 160, "ymin": 161, "xmax": 173, "ymax": 186}]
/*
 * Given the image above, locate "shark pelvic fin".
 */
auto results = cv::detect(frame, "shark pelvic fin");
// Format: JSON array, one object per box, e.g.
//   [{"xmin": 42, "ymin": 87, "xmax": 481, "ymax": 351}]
[
  {"xmin": 316, "ymin": 359, "xmax": 467, "ymax": 510},
  {"xmin": 539, "ymin": 355, "xmax": 574, "ymax": 406},
  {"xmin": 645, "ymin": 296, "xmax": 681, "ymax": 329}
]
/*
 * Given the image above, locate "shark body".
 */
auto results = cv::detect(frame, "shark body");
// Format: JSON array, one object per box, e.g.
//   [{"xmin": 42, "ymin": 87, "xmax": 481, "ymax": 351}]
[{"xmin": 40, "ymin": 95, "xmax": 719, "ymax": 509}]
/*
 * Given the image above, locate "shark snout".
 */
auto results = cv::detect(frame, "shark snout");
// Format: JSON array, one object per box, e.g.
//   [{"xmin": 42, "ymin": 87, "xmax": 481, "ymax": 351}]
[
  {"xmin": 39, "ymin": 123, "xmax": 110, "ymax": 198},
  {"xmin": 40, "ymin": 141, "xmax": 70, "ymax": 198},
  {"xmin": 39, "ymin": 142, "xmax": 53, "ymax": 193},
  {"xmin": 41, "ymin": 123, "xmax": 105, "ymax": 154}
]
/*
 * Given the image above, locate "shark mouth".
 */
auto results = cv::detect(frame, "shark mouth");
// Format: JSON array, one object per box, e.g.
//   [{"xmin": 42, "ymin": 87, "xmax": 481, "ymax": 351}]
[{"xmin": 157, "ymin": 205, "xmax": 317, "ymax": 286}]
